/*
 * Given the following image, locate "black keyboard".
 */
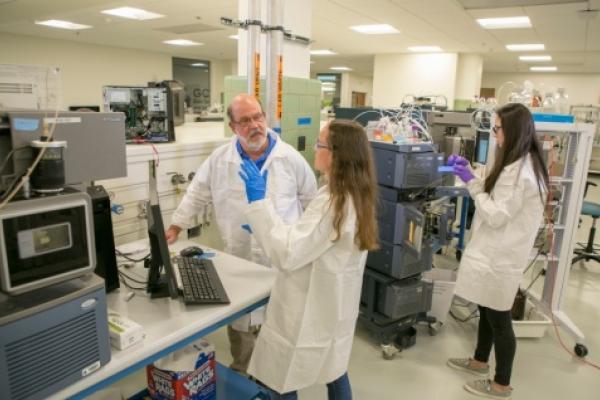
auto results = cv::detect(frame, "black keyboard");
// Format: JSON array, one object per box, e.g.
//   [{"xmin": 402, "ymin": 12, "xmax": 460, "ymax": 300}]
[{"xmin": 176, "ymin": 257, "xmax": 230, "ymax": 305}]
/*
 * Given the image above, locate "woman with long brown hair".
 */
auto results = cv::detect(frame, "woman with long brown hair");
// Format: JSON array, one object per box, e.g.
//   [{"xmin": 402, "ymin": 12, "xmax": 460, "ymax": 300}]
[
  {"xmin": 238, "ymin": 119, "xmax": 379, "ymax": 399},
  {"xmin": 447, "ymin": 103, "xmax": 549, "ymax": 399}
]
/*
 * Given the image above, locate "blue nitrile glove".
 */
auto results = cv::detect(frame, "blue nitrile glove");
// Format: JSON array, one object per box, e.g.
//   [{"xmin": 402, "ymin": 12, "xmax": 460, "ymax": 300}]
[
  {"xmin": 241, "ymin": 224, "xmax": 253, "ymax": 234},
  {"xmin": 447, "ymin": 154, "xmax": 469, "ymax": 167},
  {"xmin": 453, "ymin": 164, "xmax": 475, "ymax": 183},
  {"xmin": 238, "ymin": 158, "xmax": 268, "ymax": 203}
]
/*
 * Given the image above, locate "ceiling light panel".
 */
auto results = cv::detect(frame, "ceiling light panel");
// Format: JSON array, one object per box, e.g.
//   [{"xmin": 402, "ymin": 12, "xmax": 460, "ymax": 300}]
[
  {"xmin": 163, "ymin": 39, "xmax": 202, "ymax": 46},
  {"xmin": 350, "ymin": 24, "xmax": 399, "ymax": 34},
  {"xmin": 519, "ymin": 55, "xmax": 552, "ymax": 62},
  {"xmin": 459, "ymin": 0, "xmax": 581, "ymax": 9},
  {"xmin": 477, "ymin": 16, "xmax": 531, "ymax": 29},
  {"xmin": 35, "ymin": 20, "xmax": 92, "ymax": 30},
  {"xmin": 407, "ymin": 46, "xmax": 442, "ymax": 52},
  {"xmin": 330, "ymin": 66, "xmax": 352, "ymax": 71},
  {"xmin": 506, "ymin": 43, "xmax": 545, "ymax": 51},
  {"xmin": 102, "ymin": 7, "xmax": 164, "ymax": 20},
  {"xmin": 310, "ymin": 49, "xmax": 337, "ymax": 55},
  {"xmin": 530, "ymin": 66, "xmax": 557, "ymax": 71}
]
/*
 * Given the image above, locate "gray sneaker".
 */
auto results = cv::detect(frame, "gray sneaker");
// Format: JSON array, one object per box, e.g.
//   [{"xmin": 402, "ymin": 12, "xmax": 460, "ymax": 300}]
[
  {"xmin": 447, "ymin": 358, "xmax": 490, "ymax": 377},
  {"xmin": 464, "ymin": 379, "xmax": 512, "ymax": 399}
]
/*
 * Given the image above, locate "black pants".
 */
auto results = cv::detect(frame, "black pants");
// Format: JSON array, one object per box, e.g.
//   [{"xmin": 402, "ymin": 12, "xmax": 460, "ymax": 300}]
[{"xmin": 473, "ymin": 305, "xmax": 516, "ymax": 386}]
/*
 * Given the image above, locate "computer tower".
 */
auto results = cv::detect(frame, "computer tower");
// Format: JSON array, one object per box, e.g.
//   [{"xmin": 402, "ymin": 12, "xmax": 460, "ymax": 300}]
[{"xmin": 87, "ymin": 185, "xmax": 120, "ymax": 292}]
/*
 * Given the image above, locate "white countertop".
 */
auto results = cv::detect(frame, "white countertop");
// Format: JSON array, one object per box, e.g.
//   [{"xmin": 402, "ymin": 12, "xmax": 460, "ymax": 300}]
[{"xmin": 49, "ymin": 239, "xmax": 275, "ymax": 400}]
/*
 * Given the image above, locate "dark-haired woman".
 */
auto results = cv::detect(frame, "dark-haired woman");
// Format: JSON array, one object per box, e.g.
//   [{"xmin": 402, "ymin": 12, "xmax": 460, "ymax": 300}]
[
  {"xmin": 447, "ymin": 103, "xmax": 549, "ymax": 400},
  {"xmin": 238, "ymin": 119, "xmax": 379, "ymax": 400}
]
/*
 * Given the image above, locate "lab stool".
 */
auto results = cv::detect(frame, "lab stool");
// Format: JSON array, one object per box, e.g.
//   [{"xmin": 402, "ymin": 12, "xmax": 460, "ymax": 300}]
[{"xmin": 572, "ymin": 200, "xmax": 600, "ymax": 265}]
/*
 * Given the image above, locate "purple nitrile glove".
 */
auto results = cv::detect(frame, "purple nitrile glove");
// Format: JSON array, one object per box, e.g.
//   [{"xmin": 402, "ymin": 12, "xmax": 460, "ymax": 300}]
[
  {"xmin": 447, "ymin": 154, "xmax": 469, "ymax": 167},
  {"xmin": 453, "ymin": 164, "xmax": 475, "ymax": 183}
]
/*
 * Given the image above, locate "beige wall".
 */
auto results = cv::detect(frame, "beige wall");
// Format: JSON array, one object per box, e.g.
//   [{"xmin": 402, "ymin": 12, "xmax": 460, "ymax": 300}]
[
  {"xmin": 1, "ymin": 32, "xmax": 173, "ymax": 109},
  {"xmin": 340, "ymin": 72, "xmax": 373, "ymax": 107},
  {"xmin": 210, "ymin": 60, "xmax": 235, "ymax": 106},
  {"xmin": 482, "ymin": 72, "xmax": 600, "ymax": 106},
  {"xmin": 373, "ymin": 53, "xmax": 458, "ymax": 108}
]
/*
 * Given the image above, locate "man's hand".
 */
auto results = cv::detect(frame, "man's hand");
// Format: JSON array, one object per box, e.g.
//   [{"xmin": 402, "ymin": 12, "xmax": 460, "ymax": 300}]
[{"xmin": 166, "ymin": 225, "xmax": 182, "ymax": 244}]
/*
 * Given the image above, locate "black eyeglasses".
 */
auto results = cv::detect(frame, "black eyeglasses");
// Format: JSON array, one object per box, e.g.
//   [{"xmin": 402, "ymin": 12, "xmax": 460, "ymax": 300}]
[
  {"xmin": 492, "ymin": 125, "xmax": 502, "ymax": 134},
  {"xmin": 314, "ymin": 141, "xmax": 330, "ymax": 150},
  {"xmin": 234, "ymin": 112, "xmax": 265, "ymax": 127}
]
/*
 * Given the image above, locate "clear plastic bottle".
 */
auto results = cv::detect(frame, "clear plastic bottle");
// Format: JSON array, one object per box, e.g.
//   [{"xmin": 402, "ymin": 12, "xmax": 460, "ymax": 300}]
[{"xmin": 554, "ymin": 88, "xmax": 569, "ymax": 114}]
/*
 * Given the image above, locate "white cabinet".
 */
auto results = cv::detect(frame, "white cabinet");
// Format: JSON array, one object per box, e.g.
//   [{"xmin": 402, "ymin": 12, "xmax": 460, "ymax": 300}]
[{"xmin": 97, "ymin": 123, "xmax": 229, "ymax": 247}]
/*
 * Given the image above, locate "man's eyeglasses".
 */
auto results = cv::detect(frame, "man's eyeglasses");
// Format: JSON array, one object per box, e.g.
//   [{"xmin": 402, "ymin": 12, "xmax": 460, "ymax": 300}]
[
  {"xmin": 314, "ymin": 141, "xmax": 330, "ymax": 150},
  {"xmin": 234, "ymin": 112, "xmax": 265, "ymax": 127},
  {"xmin": 492, "ymin": 125, "xmax": 502, "ymax": 134}
]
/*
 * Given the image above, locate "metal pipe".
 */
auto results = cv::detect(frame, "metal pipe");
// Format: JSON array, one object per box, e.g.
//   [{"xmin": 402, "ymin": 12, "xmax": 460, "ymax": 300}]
[
  {"xmin": 266, "ymin": 0, "xmax": 284, "ymax": 131},
  {"xmin": 247, "ymin": 0, "xmax": 261, "ymax": 97}
]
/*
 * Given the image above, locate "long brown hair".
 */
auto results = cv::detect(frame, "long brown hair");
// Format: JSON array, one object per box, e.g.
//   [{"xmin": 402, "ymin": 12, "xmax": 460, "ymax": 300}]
[
  {"xmin": 326, "ymin": 120, "xmax": 379, "ymax": 251},
  {"xmin": 485, "ymin": 103, "xmax": 549, "ymax": 200}
]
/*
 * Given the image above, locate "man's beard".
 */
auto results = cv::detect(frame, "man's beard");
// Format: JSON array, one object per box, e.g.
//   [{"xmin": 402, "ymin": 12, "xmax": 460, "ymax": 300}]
[{"xmin": 239, "ymin": 128, "xmax": 267, "ymax": 152}]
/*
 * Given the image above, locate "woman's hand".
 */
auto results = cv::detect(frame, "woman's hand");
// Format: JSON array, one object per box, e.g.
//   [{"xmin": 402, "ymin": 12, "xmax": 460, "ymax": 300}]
[
  {"xmin": 453, "ymin": 164, "xmax": 475, "ymax": 183},
  {"xmin": 238, "ymin": 159, "xmax": 269, "ymax": 203},
  {"xmin": 447, "ymin": 154, "xmax": 470, "ymax": 167}
]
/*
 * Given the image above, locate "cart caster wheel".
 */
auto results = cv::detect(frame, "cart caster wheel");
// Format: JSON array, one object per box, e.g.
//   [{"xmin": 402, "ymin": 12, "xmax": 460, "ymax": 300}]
[
  {"xmin": 574, "ymin": 344, "xmax": 588, "ymax": 358},
  {"xmin": 381, "ymin": 343, "xmax": 400, "ymax": 360},
  {"xmin": 429, "ymin": 321, "xmax": 442, "ymax": 336},
  {"xmin": 456, "ymin": 250, "xmax": 462, "ymax": 261}
]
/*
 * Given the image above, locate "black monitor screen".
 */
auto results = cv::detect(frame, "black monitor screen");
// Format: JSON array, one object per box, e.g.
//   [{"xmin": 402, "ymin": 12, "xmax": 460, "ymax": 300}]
[{"xmin": 146, "ymin": 204, "xmax": 178, "ymax": 299}]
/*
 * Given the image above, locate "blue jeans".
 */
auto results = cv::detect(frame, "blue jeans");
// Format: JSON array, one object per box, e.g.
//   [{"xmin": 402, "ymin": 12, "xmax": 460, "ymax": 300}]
[{"xmin": 264, "ymin": 372, "xmax": 352, "ymax": 400}]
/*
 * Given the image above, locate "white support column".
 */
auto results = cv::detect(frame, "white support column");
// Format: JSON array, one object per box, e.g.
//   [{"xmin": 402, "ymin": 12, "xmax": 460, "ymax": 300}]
[
  {"xmin": 237, "ymin": 0, "xmax": 310, "ymax": 79},
  {"xmin": 246, "ymin": 0, "xmax": 261, "ymax": 97},
  {"xmin": 265, "ymin": 0, "xmax": 284, "ymax": 130},
  {"xmin": 454, "ymin": 54, "xmax": 483, "ymax": 109}
]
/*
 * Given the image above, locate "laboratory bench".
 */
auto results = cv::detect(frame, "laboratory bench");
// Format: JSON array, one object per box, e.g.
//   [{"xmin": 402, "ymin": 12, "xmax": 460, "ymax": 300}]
[{"xmin": 49, "ymin": 239, "xmax": 275, "ymax": 400}]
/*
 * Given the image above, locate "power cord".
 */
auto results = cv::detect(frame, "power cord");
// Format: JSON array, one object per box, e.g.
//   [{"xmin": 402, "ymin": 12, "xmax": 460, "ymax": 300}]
[
  {"xmin": 115, "ymin": 248, "xmax": 151, "ymax": 263},
  {"xmin": 544, "ymin": 151, "xmax": 600, "ymax": 370},
  {"xmin": 0, "ymin": 69, "xmax": 62, "ymax": 211}
]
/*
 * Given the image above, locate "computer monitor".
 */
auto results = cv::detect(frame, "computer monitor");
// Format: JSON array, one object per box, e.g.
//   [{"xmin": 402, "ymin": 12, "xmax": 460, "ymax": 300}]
[
  {"xmin": 475, "ymin": 129, "xmax": 490, "ymax": 164},
  {"xmin": 145, "ymin": 159, "xmax": 178, "ymax": 299},
  {"xmin": 146, "ymin": 203, "xmax": 178, "ymax": 299}
]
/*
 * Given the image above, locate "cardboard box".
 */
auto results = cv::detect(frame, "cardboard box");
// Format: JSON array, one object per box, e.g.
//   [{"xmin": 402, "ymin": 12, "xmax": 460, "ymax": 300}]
[
  {"xmin": 107, "ymin": 310, "xmax": 145, "ymax": 350},
  {"xmin": 147, "ymin": 339, "xmax": 216, "ymax": 400},
  {"xmin": 422, "ymin": 268, "xmax": 457, "ymax": 324}
]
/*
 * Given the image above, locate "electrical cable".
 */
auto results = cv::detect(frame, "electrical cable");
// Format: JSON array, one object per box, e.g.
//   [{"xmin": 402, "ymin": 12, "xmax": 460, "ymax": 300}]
[
  {"xmin": 450, "ymin": 308, "xmax": 479, "ymax": 323},
  {"xmin": 0, "ymin": 72, "xmax": 61, "ymax": 211},
  {"xmin": 543, "ymin": 145, "xmax": 600, "ymax": 370},
  {"xmin": 118, "ymin": 273, "xmax": 146, "ymax": 291},
  {"xmin": 0, "ymin": 146, "xmax": 29, "ymax": 175},
  {"xmin": 115, "ymin": 248, "xmax": 151, "ymax": 263},
  {"xmin": 0, "ymin": 173, "xmax": 24, "ymax": 201},
  {"xmin": 118, "ymin": 269, "xmax": 147, "ymax": 285}
]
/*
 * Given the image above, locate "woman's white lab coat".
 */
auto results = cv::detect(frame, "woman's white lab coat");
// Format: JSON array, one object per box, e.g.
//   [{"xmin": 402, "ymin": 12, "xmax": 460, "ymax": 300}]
[
  {"xmin": 454, "ymin": 155, "xmax": 546, "ymax": 311},
  {"xmin": 244, "ymin": 185, "xmax": 367, "ymax": 394},
  {"xmin": 171, "ymin": 131, "xmax": 317, "ymax": 330}
]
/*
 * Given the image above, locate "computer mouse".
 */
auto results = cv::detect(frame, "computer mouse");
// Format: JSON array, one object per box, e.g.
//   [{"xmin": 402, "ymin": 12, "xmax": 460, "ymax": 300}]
[{"xmin": 180, "ymin": 246, "xmax": 204, "ymax": 257}]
